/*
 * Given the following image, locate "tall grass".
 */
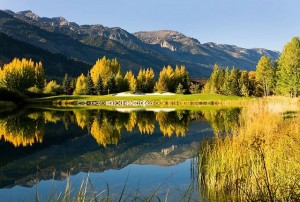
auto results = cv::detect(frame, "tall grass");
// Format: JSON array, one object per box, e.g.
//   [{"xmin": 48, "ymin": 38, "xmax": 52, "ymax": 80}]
[
  {"xmin": 199, "ymin": 97, "xmax": 300, "ymax": 201},
  {"xmin": 36, "ymin": 175, "xmax": 199, "ymax": 202}
]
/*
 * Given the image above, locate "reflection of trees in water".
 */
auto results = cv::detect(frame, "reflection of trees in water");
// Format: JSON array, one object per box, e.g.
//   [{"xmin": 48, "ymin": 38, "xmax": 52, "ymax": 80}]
[
  {"xmin": 137, "ymin": 111, "xmax": 155, "ymax": 134},
  {"xmin": 0, "ymin": 108, "xmax": 240, "ymax": 148},
  {"xmin": 0, "ymin": 113, "xmax": 45, "ymax": 147},
  {"xmin": 156, "ymin": 111, "xmax": 190, "ymax": 137},
  {"xmin": 202, "ymin": 108, "xmax": 240, "ymax": 135}
]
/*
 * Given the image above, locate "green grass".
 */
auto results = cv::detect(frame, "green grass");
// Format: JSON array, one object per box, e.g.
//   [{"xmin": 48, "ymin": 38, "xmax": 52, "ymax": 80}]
[{"xmin": 29, "ymin": 93, "xmax": 252, "ymax": 107}]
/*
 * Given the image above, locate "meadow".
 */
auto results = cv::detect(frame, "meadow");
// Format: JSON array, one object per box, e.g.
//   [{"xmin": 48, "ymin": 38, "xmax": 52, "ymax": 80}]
[{"xmin": 199, "ymin": 97, "xmax": 300, "ymax": 201}]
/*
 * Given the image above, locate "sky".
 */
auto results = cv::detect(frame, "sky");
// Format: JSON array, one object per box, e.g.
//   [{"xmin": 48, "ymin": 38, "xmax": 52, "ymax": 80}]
[{"xmin": 0, "ymin": 0, "xmax": 299, "ymax": 51}]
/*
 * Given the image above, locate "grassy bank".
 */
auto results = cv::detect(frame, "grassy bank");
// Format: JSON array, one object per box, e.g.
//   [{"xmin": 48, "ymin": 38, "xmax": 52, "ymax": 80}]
[
  {"xmin": 199, "ymin": 97, "xmax": 300, "ymax": 201},
  {"xmin": 28, "ymin": 93, "xmax": 252, "ymax": 107}
]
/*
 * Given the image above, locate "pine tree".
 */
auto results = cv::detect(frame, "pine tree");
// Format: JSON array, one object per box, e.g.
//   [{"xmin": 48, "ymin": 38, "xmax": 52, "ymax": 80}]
[
  {"xmin": 276, "ymin": 37, "xmax": 300, "ymax": 97},
  {"xmin": 229, "ymin": 68, "xmax": 240, "ymax": 96},
  {"xmin": 106, "ymin": 76, "xmax": 117, "ymax": 94},
  {"xmin": 239, "ymin": 70, "xmax": 249, "ymax": 97},
  {"xmin": 222, "ymin": 67, "xmax": 231, "ymax": 95},
  {"xmin": 86, "ymin": 71, "xmax": 95, "ymax": 95},
  {"xmin": 115, "ymin": 72, "xmax": 128, "ymax": 93},
  {"xmin": 176, "ymin": 83, "xmax": 185, "ymax": 94},
  {"xmin": 62, "ymin": 74, "xmax": 72, "ymax": 95},
  {"xmin": 95, "ymin": 76, "xmax": 104, "ymax": 95}
]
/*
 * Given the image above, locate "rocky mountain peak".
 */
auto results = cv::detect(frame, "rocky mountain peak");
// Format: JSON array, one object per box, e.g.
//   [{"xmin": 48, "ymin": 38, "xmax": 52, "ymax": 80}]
[{"xmin": 17, "ymin": 10, "xmax": 40, "ymax": 21}]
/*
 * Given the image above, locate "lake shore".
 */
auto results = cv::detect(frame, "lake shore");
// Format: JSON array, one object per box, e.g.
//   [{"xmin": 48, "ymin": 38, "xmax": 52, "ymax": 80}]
[{"xmin": 28, "ymin": 93, "xmax": 252, "ymax": 107}]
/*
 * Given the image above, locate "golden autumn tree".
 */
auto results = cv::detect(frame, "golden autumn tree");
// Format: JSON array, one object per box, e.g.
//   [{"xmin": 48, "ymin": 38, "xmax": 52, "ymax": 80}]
[
  {"xmin": 136, "ymin": 68, "xmax": 155, "ymax": 93},
  {"xmin": 124, "ymin": 71, "xmax": 137, "ymax": 93},
  {"xmin": 156, "ymin": 65, "xmax": 175, "ymax": 92},
  {"xmin": 90, "ymin": 57, "xmax": 121, "ymax": 87},
  {"xmin": 0, "ymin": 58, "xmax": 45, "ymax": 92},
  {"xmin": 90, "ymin": 117, "xmax": 122, "ymax": 147},
  {"xmin": 73, "ymin": 74, "xmax": 89, "ymax": 95}
]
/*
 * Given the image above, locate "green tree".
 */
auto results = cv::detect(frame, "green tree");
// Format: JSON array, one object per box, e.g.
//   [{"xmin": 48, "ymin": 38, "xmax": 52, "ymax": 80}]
[
  {"xmin": 256, "ymin": 56, "xmax": 275, "ymax": 96},
  {"xmin": 106, "ymin": 76, "xmax": 117, "ymax": 94},
  {"xmin": 239, "ymin": 70, "xmax": 249, "ymax": 97},
  {"xmin": 276, "ymin": 37, "xmax": 300, "ymax": 97},
  {"xmin": 86, "ymin": 71, "xmax": 95, "ymax": 95},
  {"xmin": 115, "ymin": 72, "xmax": 128, "ymax": 93},
  {"xmin": 174, "ymin": 65, "xmax": 190, "ymax": 93},
  {"xmin": 95, "ymin": 75, "xmax": 104, "ymax": 95},
  {"xmin": 222, "ymin": 67, "xmax": 231, "ymax": 95},
  {"xmin": 176, "ymin": 83, "xmax": 185, "ymax": 94},
  {"xmin": 62, "ymin": 74, "xmax": 72, "ymax": 95},
  {"xmin": 229, "ymin": 68, "xmax": 240, "ymax": 96}
]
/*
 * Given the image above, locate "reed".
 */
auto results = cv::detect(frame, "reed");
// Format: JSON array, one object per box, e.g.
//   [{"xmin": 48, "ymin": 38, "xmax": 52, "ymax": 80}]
[{"xmin": 199, "ymin": 97, "xmax": 300, "ymax": 201}]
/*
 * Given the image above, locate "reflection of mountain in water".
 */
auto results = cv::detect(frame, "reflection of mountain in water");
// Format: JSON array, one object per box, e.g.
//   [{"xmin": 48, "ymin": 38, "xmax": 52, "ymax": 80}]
[{"xmin": 0, "ymin": 108, "xmax": 240, "ymax": 188}]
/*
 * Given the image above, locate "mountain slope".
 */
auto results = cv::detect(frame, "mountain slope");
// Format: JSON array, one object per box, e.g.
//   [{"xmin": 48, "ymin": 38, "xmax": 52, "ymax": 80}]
[
  {"xmin": 0, "ymin": 10, "xmax": 280, "ymax": 77},
  {"xmin": 1, "ymin": 10, "xmax": 208, "ymax": 75},
  {"xmin": 134, "ymin": 30, "xmax": 280, "ymax": 71},
  {"xmin": 0, "ymin": 32, "xmax": 90, "ymax": 78}
]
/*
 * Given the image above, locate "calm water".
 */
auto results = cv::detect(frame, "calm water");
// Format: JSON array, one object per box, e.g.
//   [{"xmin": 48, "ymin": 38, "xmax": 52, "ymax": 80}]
[{"xmin": 0, "ymin": 107, "xmax": 240, "ymax": 201}]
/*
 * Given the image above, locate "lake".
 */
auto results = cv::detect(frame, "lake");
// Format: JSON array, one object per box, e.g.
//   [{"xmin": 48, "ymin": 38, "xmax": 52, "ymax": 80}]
[{"xmin": 0, "ymin": 107, "xmax": 240, "ymax": 201}]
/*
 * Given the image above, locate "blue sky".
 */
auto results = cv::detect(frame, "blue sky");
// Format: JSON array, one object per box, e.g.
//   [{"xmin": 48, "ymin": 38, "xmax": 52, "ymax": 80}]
[{"xmin": 1, "ymin": 0, "xmax": 299, "ymax": 51}]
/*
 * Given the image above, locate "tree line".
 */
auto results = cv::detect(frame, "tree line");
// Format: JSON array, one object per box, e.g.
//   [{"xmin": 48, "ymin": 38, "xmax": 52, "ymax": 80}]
[
  {"xmin": 0, "ymin": 57, "xmax": 196, "ymax": 97},
  {"xmin": 203, "ymin": 37, "xmax": 300, "ymax": 97}
]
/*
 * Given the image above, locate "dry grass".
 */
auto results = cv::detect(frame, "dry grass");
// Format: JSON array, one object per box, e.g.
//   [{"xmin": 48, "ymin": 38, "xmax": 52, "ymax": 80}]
[{"xmin": 199, "ymin": 97, "xmax": 300, "ymax": 201}]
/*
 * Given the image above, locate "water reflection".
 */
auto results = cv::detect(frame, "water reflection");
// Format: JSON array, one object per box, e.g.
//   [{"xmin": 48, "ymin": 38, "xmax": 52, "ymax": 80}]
[{"xmin": 0, "ymin": 107, "xmax": 240, "ymax": 192}]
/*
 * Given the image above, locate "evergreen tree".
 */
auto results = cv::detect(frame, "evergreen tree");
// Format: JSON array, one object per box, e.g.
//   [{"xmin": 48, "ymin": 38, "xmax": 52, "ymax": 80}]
[
  {"xmin": 176, "ymin": 83, "xmax": 185, "ymax": 94},
  {"xmin": 62, "ymin": 74, "xmax": 72, "ymax": 95},
  {"xmin": 95, "ymin": 75, "xmax": 104, "ymax": 95},
  {"xmin": 86, "ymin": 71, "xmax": 95, "ymax": 95},
  {"xmin": 115, "ymin": 72, "xmax": 128, "ymax": 93},
  {"xmin": 239, "ymin": 70, "xmax": 249, "ymax": 97},
  {"xmin": 256, "ymin": 56, "xmax": 275, "ymax": 96},
  {"xmin": 276, "ymin": 37, "xmax": 300, "ymax": 97},
  {"xmin": 106, "ymin": 76, "xmax": 117, "ymax": 94},
  {"xmin": 229, "ymin": 68, "xmax": 240, "ymax": 96},
  {"xmin": 222, "ymin": 67, "xmax": 231, "ymax": 95},
  {"xmin": 174, "ymin": 65, "xmax": 190, "ymax": 93}
]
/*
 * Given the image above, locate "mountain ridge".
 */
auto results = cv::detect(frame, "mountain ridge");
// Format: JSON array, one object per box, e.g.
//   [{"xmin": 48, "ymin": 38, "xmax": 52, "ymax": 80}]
[{"xmin": 0, "ymin": 10, "xmax": 280, "ymax": 78}]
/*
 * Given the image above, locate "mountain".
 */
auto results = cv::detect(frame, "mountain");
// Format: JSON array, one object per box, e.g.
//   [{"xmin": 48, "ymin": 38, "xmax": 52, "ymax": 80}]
[
  {"xmin": 0, "ymin": 32, "xmax": 90, "ymax": 78},
  {"xmin": 134, "ymin": 30, "xmax": 280, "ymax": 70},
  {"xmin": 0, "ymin": 10, "xmax": 280, "ymax": 78}
]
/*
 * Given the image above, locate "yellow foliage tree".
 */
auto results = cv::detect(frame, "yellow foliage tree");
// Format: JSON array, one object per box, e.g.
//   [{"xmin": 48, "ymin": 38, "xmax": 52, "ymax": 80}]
[
  {"xmin": 136, "ymin": 68, "xmax": 155, "ymax": 93},
  {"xmin": 73, "ymin": 74, "xmax": 88, "ymax": 95},
  {"xmin": 90, "ymin": 56, "xmax": 121, "ymax": 86},
  {"xmin": 0, "ymin": 58, "xmax": 45, "ymax": 92},
  {"xmin": 124, "ymin": 71, "xmax": 137, "ymax": 93}
]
